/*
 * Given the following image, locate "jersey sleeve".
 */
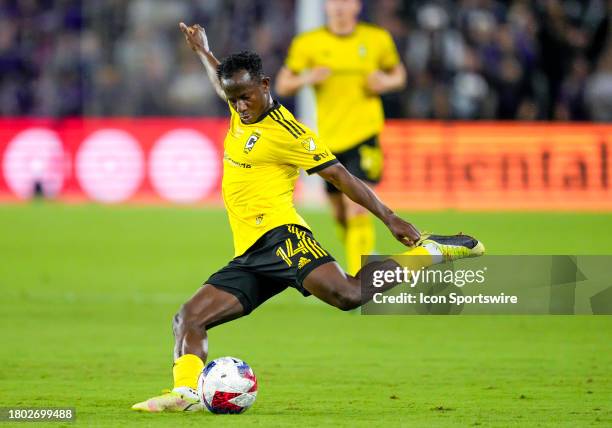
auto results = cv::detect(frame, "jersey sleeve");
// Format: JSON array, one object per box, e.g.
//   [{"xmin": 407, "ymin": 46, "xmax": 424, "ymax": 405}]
[
  {"xmin": 273, "ymin": 129, "xmax": 338, "ymax": 175},
  {"xmin": 285, "ymin": 34, "xmax": 311, "ymax": 73},
  {"xmin": 378, "ymin": 30, "xmax": 400, "ymax": 71}
]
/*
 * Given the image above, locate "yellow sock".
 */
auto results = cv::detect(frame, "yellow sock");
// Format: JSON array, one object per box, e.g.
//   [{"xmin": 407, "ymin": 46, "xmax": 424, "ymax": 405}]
[
  {"xmin": 391, "ymin": 246, "xmax": 444, "ymax": 271},
  {"xmin": 345, "ymin": 214, "xmax": 375, "ymax": 275},
  {"xmin": 173, "ymin": 354, "xmax": 204, "ymax": 390},
  {"xmin": 391, "ymin": 244, "xmax": 443, "ymax": 271}
]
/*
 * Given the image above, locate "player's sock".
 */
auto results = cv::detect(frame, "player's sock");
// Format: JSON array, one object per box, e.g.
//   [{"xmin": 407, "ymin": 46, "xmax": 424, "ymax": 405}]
[
  {"xmin": 345, "ymin": 214, "xmax": 375, "ymax": 275},
  {"xmin": 173, "ymin": 353, "xmax": 204, "ymax": 391},
  {"xmin": 391, "ymin": 243, "xmax": 443, "ymax": 271}
]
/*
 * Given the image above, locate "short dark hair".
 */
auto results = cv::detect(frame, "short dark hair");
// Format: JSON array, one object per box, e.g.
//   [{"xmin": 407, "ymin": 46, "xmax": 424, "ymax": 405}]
[{"xmin": 217, "ymin": 51, "xmax": 264, "ymax": 82}]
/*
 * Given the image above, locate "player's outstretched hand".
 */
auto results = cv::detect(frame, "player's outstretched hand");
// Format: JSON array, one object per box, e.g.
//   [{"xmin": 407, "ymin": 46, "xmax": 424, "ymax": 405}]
[
  {"xmin": 179, "ymin": 22, "xmax": 209, "ymax": 54},
  {"xmin": 305, "ymin": 66, "xmax": 331, "ymax": 85},
  {"xmin": 386, "ymin": 214, "xmax": 420, "ymax": 247},
  {"xmin": 366, "ymin": 70, "xmax": 389, "ymax": 94}
]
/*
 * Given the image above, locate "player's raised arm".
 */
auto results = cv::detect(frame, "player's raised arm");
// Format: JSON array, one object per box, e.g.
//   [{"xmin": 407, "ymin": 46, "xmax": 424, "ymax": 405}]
[
  {"xmin": 179, "ymin": 22, "xmax": 226, "ymax": 100},
  {"xmin": 317, "ymin": 163, "xmax": 420, "ymax": 247}
]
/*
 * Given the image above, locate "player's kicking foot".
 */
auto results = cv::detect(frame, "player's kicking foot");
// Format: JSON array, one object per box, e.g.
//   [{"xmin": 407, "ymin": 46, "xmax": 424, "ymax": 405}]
[
  {"xmin": 131, "ymin": 387, "xmax": 202, "ymax": 412},
  {"xmin": 417, "ymin": 233, "xmax": 485, "ymax": 261}
]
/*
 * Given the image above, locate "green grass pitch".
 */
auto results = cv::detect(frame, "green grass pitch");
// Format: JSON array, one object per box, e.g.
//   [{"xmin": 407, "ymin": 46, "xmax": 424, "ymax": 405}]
[{"xmin": 0, "ymin": 204, "xmax": 611, "ymax": 427}]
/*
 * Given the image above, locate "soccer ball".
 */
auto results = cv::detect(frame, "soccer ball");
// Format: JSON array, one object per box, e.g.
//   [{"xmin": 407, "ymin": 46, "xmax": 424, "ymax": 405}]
[{"xmin": 197, "ymin": 356, "xmax": 258, "ymax": 414}]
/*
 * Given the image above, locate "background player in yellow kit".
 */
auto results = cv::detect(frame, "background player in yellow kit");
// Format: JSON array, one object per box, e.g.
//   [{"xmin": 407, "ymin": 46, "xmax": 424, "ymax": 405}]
[
  {"xmin": 130, "ymin": 22, "xmax": 482, "ymax": 412},
  {"xmin": 275, "ymin": 0, "xmax": 407, "ymax": 274}
]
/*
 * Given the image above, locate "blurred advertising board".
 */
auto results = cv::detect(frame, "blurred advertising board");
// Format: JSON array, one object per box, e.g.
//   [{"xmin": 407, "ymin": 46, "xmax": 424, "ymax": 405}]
[
  {"xmin": 378, "ymin": 122, "xmax": 612, "ymax": 210},
  {"xmin": 0, "ymin": 118, "xmax": 226, "ymax": 204},
  {"xmin": 0, "ymin": 119, "xmax": 611, "ymax": 210}
]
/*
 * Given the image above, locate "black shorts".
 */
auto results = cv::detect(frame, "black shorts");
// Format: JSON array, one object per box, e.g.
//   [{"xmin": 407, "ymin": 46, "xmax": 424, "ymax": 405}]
[
  {"xmin": 325, "ymin": 134, "xmax": 383, "ymax": 194},
  {"xmin": 206, "ymin": 225, "xmax": 335, "ymax": 315}
]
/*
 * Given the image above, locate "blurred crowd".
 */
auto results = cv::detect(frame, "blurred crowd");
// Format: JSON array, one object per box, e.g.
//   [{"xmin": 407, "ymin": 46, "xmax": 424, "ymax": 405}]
[{"xmin": 1, "ymin": 0, "xmax": 611, "ymax": 121}]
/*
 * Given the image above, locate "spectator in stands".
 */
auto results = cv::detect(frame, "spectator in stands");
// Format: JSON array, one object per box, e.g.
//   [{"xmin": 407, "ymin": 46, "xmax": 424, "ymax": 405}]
[
  {"xmin": 586, "ymin": 47, "xmax": 612, "ymax": 122},
  {"xmin": 0, "ymin": 0, "xmax": 610, "ymax": 121}
]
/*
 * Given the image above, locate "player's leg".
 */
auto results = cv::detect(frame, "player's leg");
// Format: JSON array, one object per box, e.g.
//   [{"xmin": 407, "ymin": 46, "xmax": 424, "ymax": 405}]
[
  {"xmin": 343, "ymin": 192, "xmax": 375, "ymax": 275},
  {"xmin": 326, "ymin": 175, "xmax": 376, "ymax": 276},
  {"xmin": 171, "ymin": 284, "xmax": 245, "ymax": 393},
  {"xmin": 132, "ymin": 284, "xmax": 245, "ymax": 412},
  {"xmin": 173, "ymin": 284, "xmax": 244, "ymax": 361},
  {"xmin": 303, "ymin": 234, "xmax": 485, "ymax": 311},
  {"xmin": 343, "ymin": 136, "xmax": 383, "ymax": 275},
  {"xmin": 302, "ymin": 260, "xmax": 372, "ymax": 310},
  {"xmin": 132, "ymin": 253, "xmax": 286, "ymax": 413},
  {"xmin": 331, "ymin": 137, "xmax": 381, "ymax": 275}
]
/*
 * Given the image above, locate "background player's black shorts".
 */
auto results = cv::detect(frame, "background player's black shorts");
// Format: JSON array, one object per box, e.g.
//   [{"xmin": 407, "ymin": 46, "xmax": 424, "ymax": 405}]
[
  {"xmin": 325, "ymin": 134, "xmax": 383, "ymax": 194},
  {"xmin": 206, "ymin": 225, "xmax": 335, "ymax": 315}
]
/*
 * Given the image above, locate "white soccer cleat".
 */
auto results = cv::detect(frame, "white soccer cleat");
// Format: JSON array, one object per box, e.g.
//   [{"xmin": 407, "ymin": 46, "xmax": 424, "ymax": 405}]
[{"xmin": 131, "ymin": 387, "xmax": 202, "ymax": 412}]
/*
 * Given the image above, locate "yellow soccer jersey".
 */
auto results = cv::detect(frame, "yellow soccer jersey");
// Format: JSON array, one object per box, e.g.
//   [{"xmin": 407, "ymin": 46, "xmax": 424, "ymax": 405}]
[
  {"xmin": 285, "ymin": 23, "xmax": 400, "ymax": 153},
  {"xmin": 222, "ymin": 101, "xmax": 338, "ymax": 257}
]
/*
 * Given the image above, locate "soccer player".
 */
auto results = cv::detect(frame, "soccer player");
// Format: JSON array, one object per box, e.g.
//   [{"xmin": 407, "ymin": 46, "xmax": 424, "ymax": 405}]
[
  {"xmin": 275, "ymin": 0, "xmax": 406, "ymax": 275},
  {"xmin": 131, "ymin": 23, "xmax": 483, "ymax": 412}
]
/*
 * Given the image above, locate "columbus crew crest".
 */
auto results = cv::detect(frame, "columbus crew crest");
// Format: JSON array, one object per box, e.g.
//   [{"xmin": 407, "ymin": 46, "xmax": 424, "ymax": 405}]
[
  {"xmin": 244, "ymin": 132, "xmax": 261, "ymax": 154},
  {"xmin": 358, "ymin": 44, "xmax": 367, "ymax": 57}
]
